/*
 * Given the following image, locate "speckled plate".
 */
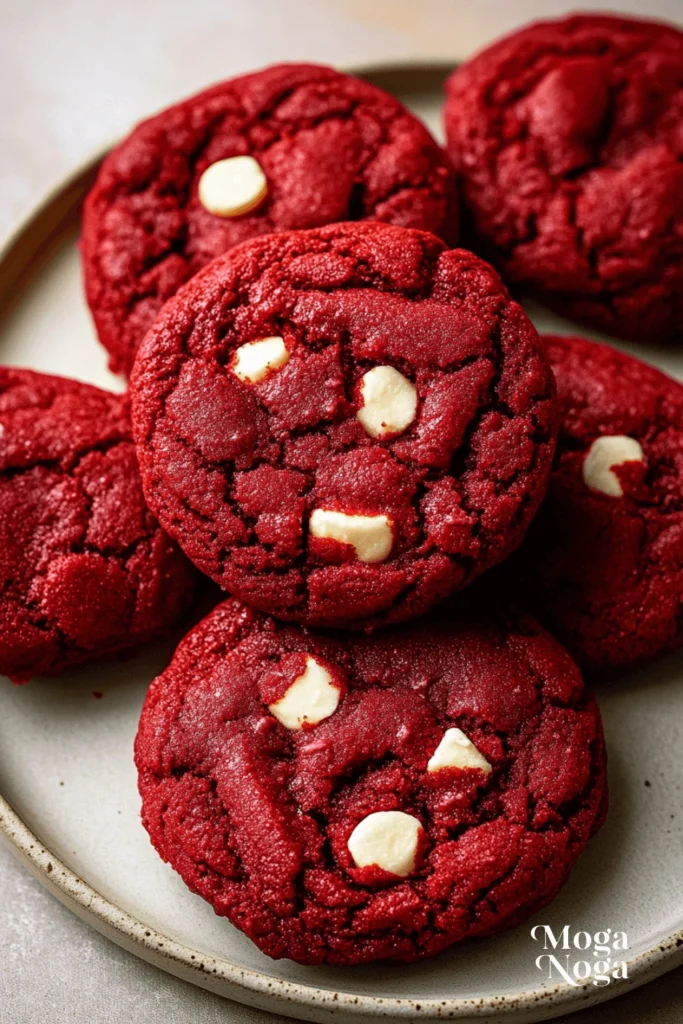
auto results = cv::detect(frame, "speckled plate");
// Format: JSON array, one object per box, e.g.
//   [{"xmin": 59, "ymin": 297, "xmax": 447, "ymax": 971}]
[{"xmin": 1, "ymin": 63, "xmax": 683, "ymax": 1024}]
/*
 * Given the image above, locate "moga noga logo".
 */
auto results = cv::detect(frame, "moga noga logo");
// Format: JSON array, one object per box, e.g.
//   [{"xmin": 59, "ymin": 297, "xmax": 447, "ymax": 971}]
[{"xmin": 531, "ymin": 926, "xmax": 629, "ymax": 987}]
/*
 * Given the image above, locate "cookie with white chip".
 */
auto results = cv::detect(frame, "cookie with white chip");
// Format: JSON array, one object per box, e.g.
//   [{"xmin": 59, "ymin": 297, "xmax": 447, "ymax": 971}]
[
  {"xmin": 130, "ymin": 221, "xmax": 558, "ymax": 629},
  {"xmin": 81, "ymin": 62, "xmax": 458, "ymax": 376},
  {"xmin": 519, "ymin": 334, "xmax": 683, "ymax": 672},
  {"xmin": 135, "ymin": 597, "xmax": 607, "ymax": 965}
]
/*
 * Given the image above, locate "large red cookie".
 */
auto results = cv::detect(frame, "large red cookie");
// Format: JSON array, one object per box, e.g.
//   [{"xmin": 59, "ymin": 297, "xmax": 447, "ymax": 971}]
[
  {"xmin": 444, "ymin": 15, "xmax": 683, "ymax": 345},
  {"xmin": 0, "ymin": 368, "xmax": 196, "ymax": 682},
  {"xmin": 130, "ymin": 221, "xmax": 557, "ymax": 629},
  {"xmin": 519, "ymin": 335, "xmax": 683, "ymax": 672},
  {"xmin": 81, "ymin": 62, "xmax": 458, "ymax": 376},
  {"xmin": 135, "ymin": 597, "xmax": 607, "ymax": 966}
]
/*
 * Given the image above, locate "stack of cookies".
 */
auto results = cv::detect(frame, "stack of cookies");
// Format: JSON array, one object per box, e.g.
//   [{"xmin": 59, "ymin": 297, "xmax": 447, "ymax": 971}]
[{"xmin": 3, "ymin": 14, "xmax": 682, "ymax": 966}]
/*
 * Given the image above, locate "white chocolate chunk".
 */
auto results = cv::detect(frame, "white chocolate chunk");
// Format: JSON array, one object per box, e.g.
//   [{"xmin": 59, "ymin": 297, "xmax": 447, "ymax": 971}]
[
  {"xmin": 268, "ymin": 655, "xmax": 340, "ymax": 730},
  {"xmin": 427, "ymin": 727, "xmax": 492, "ymax": 774},
  {"xmin": 348, "ymin": 811, "xmax": 423, "ymax": 877},
  {"xmin": 309, "ymin": 509, "xmax": 393, "ymax": 563},
  {"xmin": 233, "ymin": 336, "xmax": 289, "ymax": 383},
  {"xmin": 198, "ymin": 156, "xmax": 268, "ymax": 217},
  {"xmin": 582, "ymin": 435, "xmax": 645, "ymax": 498},
  {"xmin": 357, "ymin": 366, "xmax": 417, "ymax": 438}
]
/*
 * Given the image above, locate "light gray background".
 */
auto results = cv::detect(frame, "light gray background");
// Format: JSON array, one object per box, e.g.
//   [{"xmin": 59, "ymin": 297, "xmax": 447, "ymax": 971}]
[{"xmin": 1, "ymin": 1, "xmax": 682, "ymax": 1022}]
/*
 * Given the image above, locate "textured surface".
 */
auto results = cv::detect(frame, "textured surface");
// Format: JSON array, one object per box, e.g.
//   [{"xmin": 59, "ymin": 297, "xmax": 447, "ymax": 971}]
[
  {"xmin": 4, "ymin": 181, "xmax": 683, "ymax": 1024},
  {"xmin": 82, "ymin": 62, "xmax": 458, "ymax": 376},
  {"xmin": 5, "ymin": 846, "xmax": 683, "ymax": 1024},
  {"xmin": 131, "ymin": 220, "xmax": 557, "ymax": 628},
  {"xmin": 4, "ymin": 1, "xmax": 683, "ymax": 1017},
  {"xmin": 135, "ymin": 596, "xmax": 607, "ymax": 965},
  {"xmin": 444, "ymin": 14, "xmax": 683, "ymax": 345},
  {"xmin": 0, "ymin": 368, "xmax": 195, "ymax": 681},
  {"xmin": 516, "ymin": 335, "xmax": 683, "ymax": 672}
]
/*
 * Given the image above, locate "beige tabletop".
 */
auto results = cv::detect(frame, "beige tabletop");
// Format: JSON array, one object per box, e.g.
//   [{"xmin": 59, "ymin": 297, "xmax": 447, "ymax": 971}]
[{"xmin": 1, "ymin": 2, "xmax": 683, "ymax": 1022}]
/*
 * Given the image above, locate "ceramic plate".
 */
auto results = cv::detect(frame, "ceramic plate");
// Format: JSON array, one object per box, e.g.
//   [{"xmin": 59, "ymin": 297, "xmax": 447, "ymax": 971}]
[{"xmin": 1, "ymin": 63, "xmax": 682, "ymax": 1024}]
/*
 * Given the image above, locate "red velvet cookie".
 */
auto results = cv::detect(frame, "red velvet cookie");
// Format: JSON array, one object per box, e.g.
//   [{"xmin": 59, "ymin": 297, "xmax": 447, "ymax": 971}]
[
  {"xmin": 444, "ymin": 15, "xmax": 683, "ymax": 345},
  {"xmin": 518, "ymin": 335, "xmax": 683, "ymax": 672},
  {"xmin": 130, "ymin": 221, "xmax": 557, "ymax": 629},
  {"xmin": 135, "ymin": 597, "xmax": 607, "ymax": 966},
  {"xmin": 0, "ymin": 368, "xmax": 196, "ymax": 682},
  {"xmin": 82, "ymin": 62, "xmax": 458, "ymax": 376}
]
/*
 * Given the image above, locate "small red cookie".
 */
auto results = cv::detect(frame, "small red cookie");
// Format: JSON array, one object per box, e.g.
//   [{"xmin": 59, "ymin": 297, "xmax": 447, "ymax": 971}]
[
  {"xmin": 0, "ymin": 368, "xmax": 196, "ymax": 682},
  {"xmin": 444, "ymin": 15, "xmax": 683, "ymax": 345},
  {"xmin": 518, "ymin": 335, "xmax": 683, "ymax": 672},
  {"xmin": 81, "ymin": 62, "xmax": 458, "ymax": 376},
  {"xmin": 135, "ymin": 597, "xmax": 607, "ymax": 966},
  {"xmin": 130, "ymin": 221, "xmax": 557, "ymax": 629}
]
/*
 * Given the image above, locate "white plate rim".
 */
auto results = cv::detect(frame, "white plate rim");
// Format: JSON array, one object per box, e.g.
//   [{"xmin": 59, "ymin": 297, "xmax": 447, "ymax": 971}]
[{"xmin": 1, "ymin": 59, "xmax": 683, "ymax": 1023}]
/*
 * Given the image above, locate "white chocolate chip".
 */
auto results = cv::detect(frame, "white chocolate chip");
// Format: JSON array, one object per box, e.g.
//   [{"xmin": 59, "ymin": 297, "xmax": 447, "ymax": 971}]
[
  {"xmin": 347, "ymin": 811, "xmax": 423, "ymax": 877},
  {"xmin": 198, "ymin": 156, "xmax": 268, "ymax": 217},
  {"xmin": 357, "ymin": 366, "xmax": 417, "ymax": 438},
  {"xmin": 232, "ymin": 337, "xmax": 289, "ymax": 383},
  {"xmin": 309, "ymin": 509, "xmax": 393, "ymax": 563},
  {"xmin": 427, "ymin": 728, "xmax": 492, "ymax": 774},
  {"xmin": 268, "ymin": 655, "xmax": 340, "ymax": 730},
  {"xmin": 582, "ymin": 435, "xmax": 645, "ymax": 497}
]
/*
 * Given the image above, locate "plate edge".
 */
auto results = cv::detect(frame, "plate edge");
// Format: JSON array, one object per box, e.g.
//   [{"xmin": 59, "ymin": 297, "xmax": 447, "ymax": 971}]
[{"xmin": 1, "ymin": 57, "xmax": 682, "ymax": 1024}]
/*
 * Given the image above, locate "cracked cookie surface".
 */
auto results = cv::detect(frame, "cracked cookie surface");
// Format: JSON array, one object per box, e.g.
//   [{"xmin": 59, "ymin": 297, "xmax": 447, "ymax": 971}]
[
  {"xmin": 130, "ymin": 221, "xmax": 557, "ymax": 629},
  {"xmin": 135, "ymin": 596, "xmax": 607, "ymax": 965},
  {"xmin": 444, "ymin": 14, "xmax": 683, "ymax": 345},
  {"xmin": 81, "ymin": 62, "xmax": 458, "ymax": 376},
  {"xmin": 518, "ymin": 334, "xmax": 683, "ymax": 673},
  {"xmin": 0, "ymin": 368, "xmax": 196, "ymax": 682}
]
